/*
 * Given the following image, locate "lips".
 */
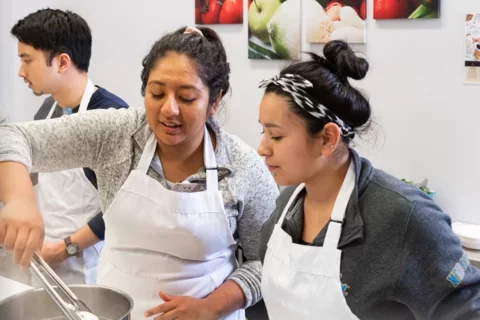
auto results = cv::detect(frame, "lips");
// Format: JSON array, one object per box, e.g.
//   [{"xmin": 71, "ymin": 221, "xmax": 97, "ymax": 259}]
[
  {"xmin": 159, "ymin": 121, "xmax": 182, "ymax": 134},
  {"xmin": 266, "ymin": 164, "xmax": 279, "ymax": 171}
]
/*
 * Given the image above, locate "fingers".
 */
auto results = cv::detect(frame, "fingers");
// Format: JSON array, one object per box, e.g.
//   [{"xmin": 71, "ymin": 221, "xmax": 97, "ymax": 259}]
[
  {"xmin": 13, "ymin": 226, "xmax": 28, "ymax": 264},
  {"xmin": 145, "ymin": 300, "xmax": 177, "ymax": 318},
  {"xmin": 20, "ymin": 227, "xmax": 43, "ymax": 269},
  {"xmin": 3, "ymin": 225, "xmax": 17, "ymax": 250}
]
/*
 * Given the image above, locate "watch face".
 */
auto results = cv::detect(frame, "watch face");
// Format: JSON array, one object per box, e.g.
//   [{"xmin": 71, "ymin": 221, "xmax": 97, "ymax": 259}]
[{"xmin": 66, "ymin": 244, "xmax": 78, "ymax": 255}]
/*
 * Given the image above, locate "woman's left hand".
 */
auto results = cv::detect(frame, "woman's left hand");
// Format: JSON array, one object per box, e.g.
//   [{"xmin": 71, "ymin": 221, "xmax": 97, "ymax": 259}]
[{"xmin": 144, "ymin": 292, "xmax": 220, "ymax": 320}]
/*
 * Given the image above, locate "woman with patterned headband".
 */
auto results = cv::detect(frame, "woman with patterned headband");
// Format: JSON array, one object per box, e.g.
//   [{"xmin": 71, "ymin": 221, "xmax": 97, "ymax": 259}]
[
  {"xmin": 257, "ymin": 40, "xmax": 480, "ymax": 320},
  {"xmin": 0, "ymin": 26, "xmax": 279, "ymax": 319}
]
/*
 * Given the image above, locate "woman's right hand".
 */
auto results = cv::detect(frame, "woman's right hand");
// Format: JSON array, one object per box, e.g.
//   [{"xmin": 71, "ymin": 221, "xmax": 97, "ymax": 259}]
[{"xmin": 0, "ymin": 199, "xmax": 44, "ymax": 269}]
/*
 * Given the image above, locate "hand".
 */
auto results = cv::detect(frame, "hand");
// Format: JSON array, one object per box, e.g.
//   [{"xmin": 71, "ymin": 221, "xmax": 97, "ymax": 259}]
[
  {"xmin": 144, "ymin": 292, "xmax": 220, "ymax": 320},
  {"xmin": 0, "ymin": 199, "xmax": 44, "ymax": 270},
  {"xmin": 40, "ymin": 240, "xmax": 68, "ymax": 268}
]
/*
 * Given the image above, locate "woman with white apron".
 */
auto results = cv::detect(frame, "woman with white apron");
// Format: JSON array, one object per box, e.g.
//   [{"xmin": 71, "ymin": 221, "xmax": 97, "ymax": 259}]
[
  {"xmin": 33, "ymin": 79, "xmax": 103, "ymax": 285},
  {"xmin": 98, "ymin": 126, "xmax": 242, "ymax": 319},
  {"xmin": 0, "ymin": 26, "xmax": 279, "ymax": 320},
  {"xmin": 256, "ymin": 42, "xmax": 365, "ymax": 319}
]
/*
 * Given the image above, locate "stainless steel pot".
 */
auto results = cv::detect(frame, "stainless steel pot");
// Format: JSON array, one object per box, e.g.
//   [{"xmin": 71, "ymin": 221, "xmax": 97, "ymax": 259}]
[{"xmin": 0, "ymin": 285, "xmax": 133, "ymax": 320}]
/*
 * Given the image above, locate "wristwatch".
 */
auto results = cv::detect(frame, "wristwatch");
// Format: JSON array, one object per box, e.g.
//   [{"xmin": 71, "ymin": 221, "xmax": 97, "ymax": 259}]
[{"xmin": 64, "ymin": 236, "xmax": 79, "ymax": 257}]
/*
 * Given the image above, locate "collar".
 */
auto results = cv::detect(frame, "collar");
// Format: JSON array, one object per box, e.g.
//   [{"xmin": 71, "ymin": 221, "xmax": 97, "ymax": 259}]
[
  {"xmin": 131, "ymin": 111, "xmax": 234, "ymax": 181},
  {"xmin": 284, "ymin": 149, "xmax": 374, "ymax": 248}
]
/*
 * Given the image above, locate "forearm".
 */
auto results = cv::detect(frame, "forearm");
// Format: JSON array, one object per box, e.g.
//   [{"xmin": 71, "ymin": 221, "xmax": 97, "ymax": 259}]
[
  {"xmin": 71, "ymin": 224, "xmax": 100, "ymax": 251},
  {"xmin": 205, "ymin": 280, "xmax": 246, "ymax": 318},
  {"xmin": 0, "ymin": 162, "xmax": 35, "ymax": 204}
]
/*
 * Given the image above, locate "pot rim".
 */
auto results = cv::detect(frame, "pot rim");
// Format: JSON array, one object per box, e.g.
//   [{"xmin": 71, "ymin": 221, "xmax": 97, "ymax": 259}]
[{"xmin": 0, "ymin": 284, "xmax": 134, "ymax": 318}]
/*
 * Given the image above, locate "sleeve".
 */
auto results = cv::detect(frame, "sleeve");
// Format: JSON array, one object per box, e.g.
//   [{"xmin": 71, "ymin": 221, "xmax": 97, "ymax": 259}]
[
  {"xmin": 0, "ymin": 109, "xmax": 10, "ymax": 124},
  {"xmin": 226, "ymin": 152, "xmax": 279, "ymax": 308},
  {"xmin": 0, "ymin": 108, "xmax": 139, "ymax": 173},
  {"xmin": 87, "ymin": 212, "xmax": 106, "ymax": 240},
  {"xmin": 392, "ymin": 199, "xmax": 480, "ymax": 319}
]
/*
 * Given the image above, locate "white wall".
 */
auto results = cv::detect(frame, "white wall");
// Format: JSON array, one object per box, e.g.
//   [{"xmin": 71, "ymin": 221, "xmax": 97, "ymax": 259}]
[{"xmin": 1, "ymin": 0, "xmax": 479, "ymax": 224}]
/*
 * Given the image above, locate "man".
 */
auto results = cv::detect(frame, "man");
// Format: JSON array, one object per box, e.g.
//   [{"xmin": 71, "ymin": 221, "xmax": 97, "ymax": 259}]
[{"xmin": 11, "ymin": 8, "xmax": 128, "ymax": 285}]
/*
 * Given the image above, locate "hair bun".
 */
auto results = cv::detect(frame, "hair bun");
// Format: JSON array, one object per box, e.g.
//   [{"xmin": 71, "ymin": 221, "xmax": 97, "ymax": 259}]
[{"xmin": 323, "ymin": 40, "xmax": 369, "ymax": 80}]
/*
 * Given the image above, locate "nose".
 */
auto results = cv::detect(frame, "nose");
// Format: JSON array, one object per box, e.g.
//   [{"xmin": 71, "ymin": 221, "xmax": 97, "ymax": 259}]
[
  {"xmin": 18, "ymin": 65, "xmax": 26, "ymax": 78},
  {"xmin": 257, "ymin": 135, "xmax": 272, "ymax": 158},
  {"xmin": 162, "ymin": 95, "xmax": 180, "ymax": 117}
]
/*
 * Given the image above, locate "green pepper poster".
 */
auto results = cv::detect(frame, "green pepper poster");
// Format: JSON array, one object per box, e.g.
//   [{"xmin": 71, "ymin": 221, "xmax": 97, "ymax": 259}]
[
  {"xmin": 373, "ymin": 0, "xmax": 440, "ymax": 20},
  {"xmin": 248, "ymin": 0, "xmax": 301, "ymax": 60}
]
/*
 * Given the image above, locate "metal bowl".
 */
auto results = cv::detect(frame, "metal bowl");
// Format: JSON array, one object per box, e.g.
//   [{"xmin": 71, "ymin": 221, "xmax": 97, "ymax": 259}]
[{"xmin": 0, "ymin": 285, "xmax": 133, "ymax": 320}]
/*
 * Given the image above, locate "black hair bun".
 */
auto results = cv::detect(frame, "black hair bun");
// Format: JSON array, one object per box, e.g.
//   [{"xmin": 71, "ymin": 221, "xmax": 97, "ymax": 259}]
[{"xmin": 323, "ymin": 40, "xmax": 369, "ymax": 80}]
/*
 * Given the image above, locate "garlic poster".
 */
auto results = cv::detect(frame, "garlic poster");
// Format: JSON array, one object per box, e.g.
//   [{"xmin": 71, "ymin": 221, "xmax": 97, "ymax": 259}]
[
  {"xmin": 305, "ymin": 0, "xmax": 366, "ymax": 44},
  {"xmin": 248, "ymin": 0, "xmax": 301, "ymax": 60},
  {"xmin": 464, "ymin": 13, "xmax": 480, "ymax": 84}
]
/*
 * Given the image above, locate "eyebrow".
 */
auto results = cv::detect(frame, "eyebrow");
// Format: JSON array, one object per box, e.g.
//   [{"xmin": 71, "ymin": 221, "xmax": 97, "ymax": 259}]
[
  {"xmin": 259, "ymin": 120, "xmax": 282, "ymax": 128},
  {"xmin": 19, "ymin": 53, "xmax": 30, "ymax": 58},
  {"xmin": 147, "ymin": 80, "xmax": 200, "ymax": 91}
]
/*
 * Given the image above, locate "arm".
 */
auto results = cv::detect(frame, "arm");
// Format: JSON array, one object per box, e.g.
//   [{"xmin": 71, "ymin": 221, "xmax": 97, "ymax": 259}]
[
  {"xmin": 0, "ymin": 162, "xmax": 44, "ymax": 269},
  {"xmin": 0, "ymin": 108, "xmax": 137, "ymax": 174},
  {"xmin": 0, "ymin": 108, "xmax": 139, "ymax": 266},
  {"xmin": 40, "ymin": 223, "xmax": 101, "ymax": 267},
  {"xmin": 392, "ymin": 199, "xmax": 480, "ymax": 319}
]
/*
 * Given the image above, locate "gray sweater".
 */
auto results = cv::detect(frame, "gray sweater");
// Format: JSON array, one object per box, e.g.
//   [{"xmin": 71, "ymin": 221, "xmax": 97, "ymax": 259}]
[
  {"xmin": 0, "ymin": 107, "xmax": 279, "ymax": 307},
  {"xmin": 259, "ymin": 150, "xmax": 480, "ymax": 319},
  {"xmin": 0, "ymin": 109, "xmax": 10, "ymax": 124}
]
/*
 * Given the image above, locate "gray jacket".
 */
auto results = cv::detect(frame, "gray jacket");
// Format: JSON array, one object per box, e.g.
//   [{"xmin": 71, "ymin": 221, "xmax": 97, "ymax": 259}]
[
  {"xmin": 259, "ymin": 150, "xmax": 480, "ymax": 319},
  {"xmin": 0, "ymin": 107, "xmax": 280, "ymax": 307}
]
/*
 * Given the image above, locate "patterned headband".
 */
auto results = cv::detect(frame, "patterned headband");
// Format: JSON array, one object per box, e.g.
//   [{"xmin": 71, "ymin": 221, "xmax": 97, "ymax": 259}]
[{"xmin": 259, "ymin": 74, "xmax": 355, "ymax": 140}]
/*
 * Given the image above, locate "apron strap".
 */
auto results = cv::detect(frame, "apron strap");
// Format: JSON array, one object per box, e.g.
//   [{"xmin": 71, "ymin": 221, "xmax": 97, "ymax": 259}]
[
  {"xmin": 137, "ymin": 125, "xmax": 219, "ymax": 190},
  {"xmin": 137, "ymin": 133, "xmax": 157, "ymax": 174},
  {"xmin": 277, "ymin": 183, "xmax": 305, "ymax": 227},
  {"xmin": 203, "ymin": 126, "xmax": 218, "ymax": 192},
  {"xmin": 46, "ymin": 101, "xmax": 58, "ymax": 120},
  {"xmin": 324, "ymin": 161, "xmax": 355, "ymax": 249}
]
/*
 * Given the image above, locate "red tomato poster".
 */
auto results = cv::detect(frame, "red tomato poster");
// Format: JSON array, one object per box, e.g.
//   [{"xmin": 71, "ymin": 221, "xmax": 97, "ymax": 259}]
[
  {"xmin": 304, "ymin": 0, "xmax": 366, "ymax": 44},
  {"xmin": 374, "ymin": 0, "xmax": 440, "ymax": 19},
  {"xmin": 195, "ymin": 0, "xmax": 244, "ymax": 25}
]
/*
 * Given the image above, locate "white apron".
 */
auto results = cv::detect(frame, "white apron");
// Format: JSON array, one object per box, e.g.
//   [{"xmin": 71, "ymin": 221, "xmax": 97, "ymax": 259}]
[
  {"xmin": 97, "ymin": 127, "xmax": 244, "ymax": 320},
  {"xmin": 34, "ymin": 79, "xmax": 103, "ymax": 285},
  {"xmin": 261, "ymin": 161, "xmax": 359, "ymax": 320}
]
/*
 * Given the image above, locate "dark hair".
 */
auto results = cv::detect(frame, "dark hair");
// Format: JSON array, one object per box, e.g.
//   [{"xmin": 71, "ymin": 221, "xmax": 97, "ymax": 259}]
[
  {"xmin": 265, "ymin": 40, "xmax": 371, "ymax": 143},
  {"xmin": 140, "ymin": 26, "xmax": 230, "ymax": 107},
  {"xmin": 11, "ymin": 8, "xmax": 92, "ymax": 72}
]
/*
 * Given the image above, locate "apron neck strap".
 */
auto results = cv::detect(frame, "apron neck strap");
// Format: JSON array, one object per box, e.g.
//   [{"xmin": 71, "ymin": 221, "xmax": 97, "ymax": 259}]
[
  {"xmin": 203, "ymin": 126, "xmax": 218, "ymax": 191},
  {"xmin": 277, "ymin": 183, "xmax": 305, "ymax": 226},
  {"xmin": 46, "ymin": 79, "xmax": 95, "ymax": 120},
  {"xmin": 323, "ymin": 160, "xmax": 355, "ymax": 249},
  {"xmin": 137, "ymin": 126, "xmax": 219, "ymax": 192},
  {"xmin": 276, "ymin": 160, "xmax": 356, "ymax": 249}
]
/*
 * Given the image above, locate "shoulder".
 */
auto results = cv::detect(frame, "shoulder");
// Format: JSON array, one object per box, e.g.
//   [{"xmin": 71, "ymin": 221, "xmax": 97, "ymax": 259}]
[{"xmin": 87, "ymin": 86, "xmax": 129, "ymax": 110}]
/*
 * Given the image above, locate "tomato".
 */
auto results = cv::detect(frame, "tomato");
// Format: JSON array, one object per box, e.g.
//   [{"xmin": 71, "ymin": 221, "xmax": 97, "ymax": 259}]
[
  {"xmin": 201, "ymin": 0, "xmax": 223, "ymax": 24},
  {"xmin": 219, "ymin": 0, "xmax": 243, "ymax": 24},
  {"xmin": 374, "ymin": 0, "xmax": 409, "ymax": 19},
  {"xmin": 360, "ymin": 0, "xmax": 366, "ymax": 20}
]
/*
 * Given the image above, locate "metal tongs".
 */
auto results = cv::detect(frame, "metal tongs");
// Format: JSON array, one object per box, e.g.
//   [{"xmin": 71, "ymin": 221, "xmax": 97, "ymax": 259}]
[{"xmin": 30, "ymin": 252, "xmax": 99, "ymax": 320}]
